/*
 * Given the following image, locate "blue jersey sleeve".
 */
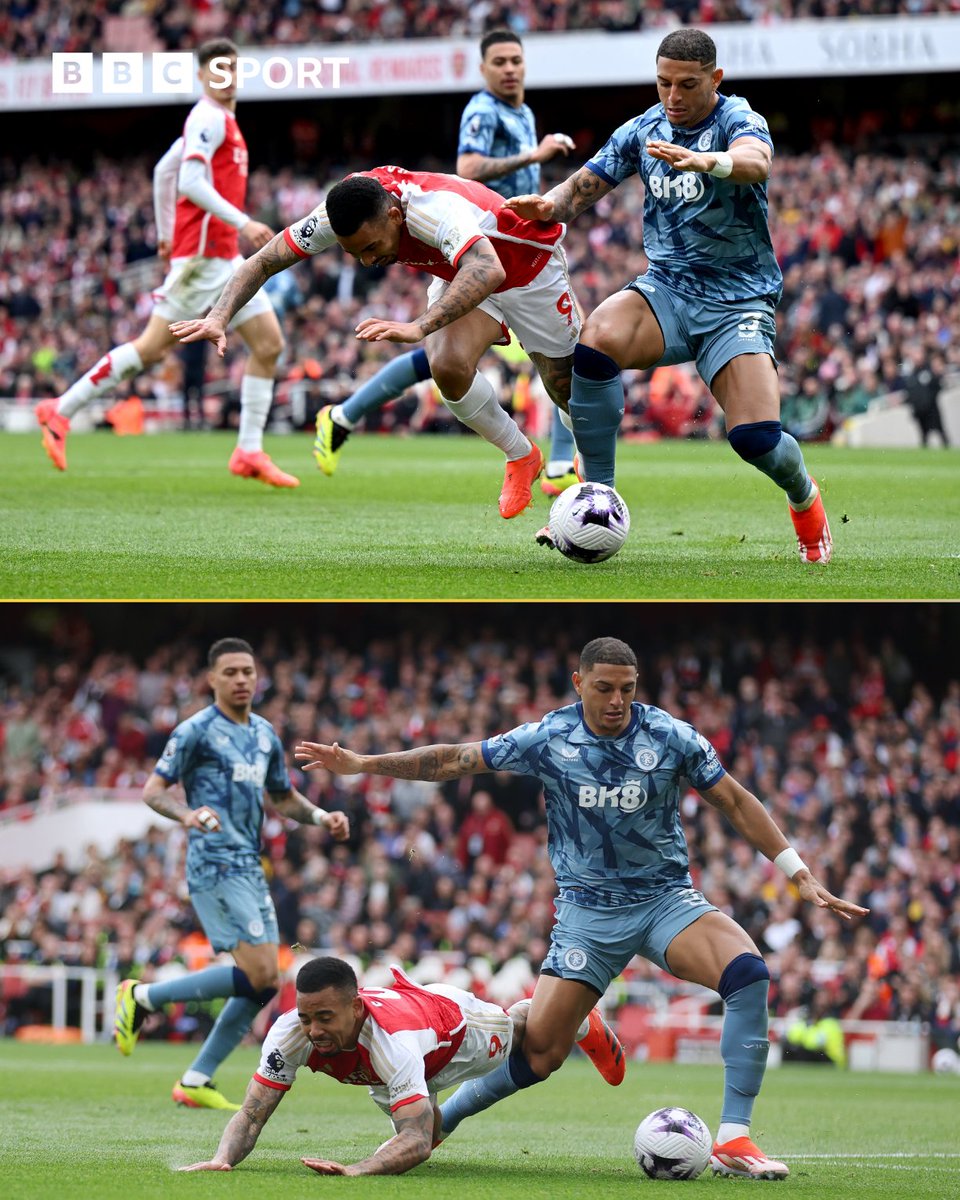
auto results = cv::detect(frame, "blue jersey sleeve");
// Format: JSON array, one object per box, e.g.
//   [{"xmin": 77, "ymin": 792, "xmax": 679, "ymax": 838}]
[
  {"xmin": 154, "ymin": 716, "xmax": 201, "ymax": 782},
  {"xmin": 676, "ymin": 722, "xmax": 725, "ymax": 790},
  {"xmin": 266, "ymin": 726, "xmax": 291, "ymax": 794},
  {"xmin": 586, "ymin": 115, "xmax": 646, "ymax": 187},
  {"xmin": 458, "ymin": 95, "xmax": 497, "ymax": 157},
  {"xmin": 482, "ymin": 721, "xmax": 546, "ymax": 775},
  {"xmin": 719, "ymin": 96, "xmax": 773, "ymax": 152}
]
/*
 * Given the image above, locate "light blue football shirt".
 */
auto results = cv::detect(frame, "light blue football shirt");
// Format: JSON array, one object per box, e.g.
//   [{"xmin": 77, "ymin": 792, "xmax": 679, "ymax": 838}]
[
  {"xmin": 458, "ymin": 89, "xmax": 540, "ymax": 199},
  {"xmin": 155, "ymin": 705, "xmax": 290, "ymax": 883},
  {"xmin": 482, "ymin": 702, "xmax": 725, "ymax": 900},
  {"xmin": 586, "ymin": 94, "xmax": 782, "ymax": 303}
]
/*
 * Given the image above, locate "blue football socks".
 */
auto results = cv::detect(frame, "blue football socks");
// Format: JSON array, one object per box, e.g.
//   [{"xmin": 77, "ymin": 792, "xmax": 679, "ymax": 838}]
[
  {"xmin": 569, "ymin": 344, "xmax": 623, "ymax": 486},
  {"xmin": 548, "ymin": 404, "xmax": 577, "ymax": 468},
  {"xmin": 727, "ymin": 421, "xmax": 812, "ymax": 507},
  {"xmin": 718, "ymin": 954, "xmax": 771, "ymax": 1127},
  {"xmin": 339, "ymin": 348, "xmax": 431, "ymax": 426},
  {"xmin": 187, "ymin": 996, "xmax": 261, "ymax": 1082},
  {"xmin": 440, "ymin": 1048, "xmax": 545, "ymax": 1136}
]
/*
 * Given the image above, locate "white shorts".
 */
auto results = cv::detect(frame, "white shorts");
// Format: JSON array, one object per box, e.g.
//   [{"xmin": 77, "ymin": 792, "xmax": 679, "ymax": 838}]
[
  {"xmin": 426, "ymin": 247, "xmax": 580, "ymax": 359},
  {"xmin": 368, "ymin": 985, "xmax": 513, "ymax": 1115},
  {"xmin": 152, "ymin": 255, "xmax": 274, "ymax": 329}
]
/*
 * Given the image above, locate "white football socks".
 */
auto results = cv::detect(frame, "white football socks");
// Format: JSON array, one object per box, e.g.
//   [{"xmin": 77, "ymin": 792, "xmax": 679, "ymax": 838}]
[
  {"xmin": 238, "ymin": 374, "xmax": 274, "ymax": 452},
  {"xmin": 59, "ymin": 342, "xmax": 143, "ymax": 418},
  {"xmin": 442, "ymin": 371, "xmax": 530, "ymax": 460}
]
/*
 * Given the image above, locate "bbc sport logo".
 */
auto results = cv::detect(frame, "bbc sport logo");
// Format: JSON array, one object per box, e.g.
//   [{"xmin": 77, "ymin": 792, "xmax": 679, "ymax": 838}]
[{"xmin": 51, "ymin": 53, "xmax": 348, "ymax": 96}]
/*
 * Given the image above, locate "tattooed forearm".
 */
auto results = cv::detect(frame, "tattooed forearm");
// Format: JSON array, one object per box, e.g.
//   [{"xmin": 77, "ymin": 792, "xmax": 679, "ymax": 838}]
[
  {"xmin": 351, "ymin": 1103, "xmax": 434, "ymax": 1175},
  {"xmin": 417, "ymin": 242, "xmax": 505, "ymax": 337},
  {"xmin": 208, "ymin": 232, "xmax": 300, "ymax": 325},
  {"xmin": 215, "ymin": 1086, "xmax": 283, "ymax": 1166},
  {"xmin": 270, "ymin": 788, "xmax": 316, "ymax": 823},
  {"xmin": 366, "ymin": 743, "xmax": 484, "ymax": 781},
  {"xmin": 142, "ymin": 774, "xmax": 190, "ymax": 823},
  {"xmin": 459, "ymin": 151, "xmax": 533, "ymax": 184},
  {"xmin": 544, "ymin": 168, "xmax": 611, "ymax": 223}
]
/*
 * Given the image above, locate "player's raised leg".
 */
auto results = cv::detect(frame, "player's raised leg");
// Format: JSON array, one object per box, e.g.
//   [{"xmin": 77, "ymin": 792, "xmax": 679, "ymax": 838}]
[
  {"xmin": 314, "ymin": 349, "xmax": 432, "ymax": 476},
  {"xmin": 714, "ymin": 354, "xmax": 831, "ymax": 565},
  {"xmin": 232, "ymin": 310, "xmax": 298, "ymax": 487},
  {"xmin": 665, "ymin": 910, "xmax": 788, "ymax": 1180},
  {"xmin": 425, "ymin": 308, "xmax": 542, "ymax": 519},
  {"xmin": 37, "ymin": 314, "xmax": 174, "ymax": 471}
]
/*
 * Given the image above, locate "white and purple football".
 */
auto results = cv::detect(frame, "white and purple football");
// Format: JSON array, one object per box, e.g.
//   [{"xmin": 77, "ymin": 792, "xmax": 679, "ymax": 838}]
[
  {"xmin": 633, "ymin": 1107, "xmax": 713, "ymax": 1180},
  {"xmin": 548, "ymin": 482, "xmax": 630, "ymax": 563}
]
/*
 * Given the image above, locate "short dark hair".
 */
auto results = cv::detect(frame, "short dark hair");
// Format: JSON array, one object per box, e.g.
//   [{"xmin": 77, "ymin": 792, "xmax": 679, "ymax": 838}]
[
  {"xmin": 296, "ymin": 956, "xmax": 358, "ymax": 996},
  {"xmin": 481, "ymin": 29, "xmax": 522, "ymax": 58},
  {"xmin": 656, "ymin": 29, "xmax": 717, "ymax": 69},
  {"xmin": 197, "ymin": 38, "xmax": 239, "ymax": 68},
  {"xmin": 580, "ymin": 637, "xmax": 638, "ymax": 673},
  {"xmin": 326, "ymin": 176, "xmax": 393, "ymax": 238},
  {"xmin": 208, "ymin": 637, "xmax": 254, "ymax": 668}
]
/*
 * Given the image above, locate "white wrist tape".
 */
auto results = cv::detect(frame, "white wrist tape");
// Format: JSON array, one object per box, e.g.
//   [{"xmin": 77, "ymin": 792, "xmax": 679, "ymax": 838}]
[
  {"xmin": 709, "ymin": 151, "xmax": 733, "ymax": 179},
  {"xmin": 311, "ymin": 807, "xmax": 329, "ymax": 826},
  {"xmin": 775, "ymin": 847, "xmax": 808, "ymax": 879}
]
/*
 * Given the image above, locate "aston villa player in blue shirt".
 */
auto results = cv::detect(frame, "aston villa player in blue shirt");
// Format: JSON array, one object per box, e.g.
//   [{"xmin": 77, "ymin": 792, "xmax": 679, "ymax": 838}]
[
  {"xmin": 507, "ymin": 28, "xmax": 834, "ymax": 565},
  {"xmin": 113, "ymin": 637, "xmax": 350, "ymax": 1110},
  {"xmin": 295, "ymin": 636, "xmax": 867, "ymax": 1178}
]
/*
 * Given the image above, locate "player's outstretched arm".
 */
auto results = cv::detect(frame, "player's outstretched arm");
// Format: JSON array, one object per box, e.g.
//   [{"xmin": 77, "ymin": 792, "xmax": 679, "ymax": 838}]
[
  {"xmin": 179, "ymin": 1079, "xmax": 285, "ymax": 1171},
  {"xmin": 504, "ymin": 165, "xmax": 613, "ymax": 223},
  {"xmin": 355, "ymin": 240, "xmax": 505, "ymax": 343},
  {"xmin": 295, "ymin": 740, "xmax": 487, "ymax": 782},
  {"xmin": 700, "ymin": 774, "xmax": 869, "ymax": 921},
  {"xmin": 301, "ymin": 1098, "xmax": 435, "ymax": 1176},
  {"xmin": 142, "ymin": 771, "xmax": 220, "ymax": 833},
  {"xmin": 169, "ymin": 231, "xmax": 301, "ymax": 354}
]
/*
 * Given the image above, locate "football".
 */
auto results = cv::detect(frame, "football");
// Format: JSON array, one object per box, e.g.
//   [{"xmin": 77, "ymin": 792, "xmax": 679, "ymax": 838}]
[
  {"xmin": 548, "ymin": 482, "xmax": 630, "ymax": 563},
  {"xmin": 633, "ymin": 1107, "xmax": 713, "ymax": 1180}
]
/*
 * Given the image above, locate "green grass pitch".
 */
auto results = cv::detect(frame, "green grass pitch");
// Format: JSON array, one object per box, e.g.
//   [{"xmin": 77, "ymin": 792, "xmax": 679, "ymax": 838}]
[
  {"xmin": 2, "ymin": 431, "xmax": 957, "ymax": 598},
  {"xmin": 1, "ymin": 1042, "xmax": 957, "ymax": 1199}
]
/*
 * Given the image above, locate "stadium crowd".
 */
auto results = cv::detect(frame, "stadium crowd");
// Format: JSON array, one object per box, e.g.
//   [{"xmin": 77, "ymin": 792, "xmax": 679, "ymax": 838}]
[
  {"xmin": 2, "ymin": 2, "xmax": 956, "ymax": 60},
  {"xmin": 2, "ymin": 136, "xmax": 958, "ymax": 444},
  {"xmin": 1, "ymin": 609, "xmax": 959, "ymax": 1059}
]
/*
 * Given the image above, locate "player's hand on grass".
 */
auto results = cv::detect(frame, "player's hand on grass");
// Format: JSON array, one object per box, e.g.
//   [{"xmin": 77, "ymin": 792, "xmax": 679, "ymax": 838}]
[
  {"xmin": 295, "ymin": 741, "xmax": 363, "ymax": 775},
  {"xmin": 645, "ymin": 140, "xmax": 712, "ymax": 173},
  {"xmin": 795, "ymin": 871, "xmax": 869, "ymax": 921},
  {"xmin": 354, "ymin": 318, "xmax": 423, "ymax": 344},
  {"xmin": 301, "ymin": 1157, "xmax": 353, "ymax": 1175},
  {"xmin": 178, "ymin": 1160, "xmax": 233, "ymax": 1171},
  {"xmin": 183, "ymin": 805, "xmax": 221, "ymax": 833},
  {"xmin": 240, "ymin": 220, "xmax": 275, "ymax": 250},
  {"xmin": 502, "ymin": 193, "xmax": 555, "ymax": 220},
  {"xmin": 169, "ymin": 317, "xmax": 228, "ymax": 356}
]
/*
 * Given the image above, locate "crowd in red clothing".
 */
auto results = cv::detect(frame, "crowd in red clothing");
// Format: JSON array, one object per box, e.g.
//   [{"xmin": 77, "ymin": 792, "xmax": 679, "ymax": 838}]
[{"xmin": 1, "ymin": 606, "xmax": 958, "ymax": 1054}]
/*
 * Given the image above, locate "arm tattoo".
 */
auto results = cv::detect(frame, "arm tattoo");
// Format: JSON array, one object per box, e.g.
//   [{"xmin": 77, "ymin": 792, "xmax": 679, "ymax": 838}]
[
  {"xmin": 367, "ymin": 743, "xmax": 483, "ymax": 781},
  {"xmin": 269, "ymin": 788, "xmax": 317, "ymax": 823},
  {"xmin": 354, "ymin": 1102, "xmax": 434, "ymax": 1175},
  {"xmin": 461, "ymin": 151, "xmax": 533, "ymax": 183},
  {"xmin": 215, "ymin": 1086, "xmax": 283, "ymax": 1165},
  {"xmin": 207, "ymin": 232, "xmax": 300, "ymax": 326},
  {"xmin": 142, "ymin": 774, "xmax": 190, "ymax": 823},
  {"xmin": 545, "ymin": 168, "xmax": 611, "ymax": 223},
  {"xmin": 417, "ymin": 241, "xmax": 504, "ymax": 336}
]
